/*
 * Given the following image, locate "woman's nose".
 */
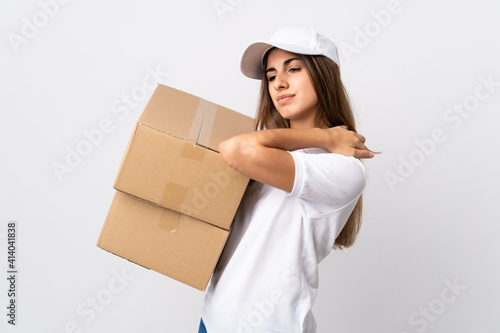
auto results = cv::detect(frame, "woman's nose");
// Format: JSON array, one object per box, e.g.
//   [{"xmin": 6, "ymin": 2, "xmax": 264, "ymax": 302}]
[{"xmin": 273, "ymin": 73, "xmax": 288, "ymax": 90}]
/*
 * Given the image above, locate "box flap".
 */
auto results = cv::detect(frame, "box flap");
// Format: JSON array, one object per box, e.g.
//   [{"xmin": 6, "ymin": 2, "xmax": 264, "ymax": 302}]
[
  {"xmin": 198, "ymin": 104, "xmax": 255, "ymax": 151},
  {"xmin": 139, "ymin": 84, "xmax": 202, "ymax": 142},
  {"xmin": 139, "ymin": 84, "xmax": 255, "ymax": 151}
]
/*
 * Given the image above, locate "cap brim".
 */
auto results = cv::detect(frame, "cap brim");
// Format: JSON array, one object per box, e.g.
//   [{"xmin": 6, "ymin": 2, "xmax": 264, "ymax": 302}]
[{"xmin": 240, "ymin": 41, "xmax": 322, "ymax": 80}]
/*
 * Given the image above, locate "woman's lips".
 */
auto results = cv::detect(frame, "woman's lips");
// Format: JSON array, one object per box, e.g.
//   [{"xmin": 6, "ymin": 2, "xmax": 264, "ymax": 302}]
[{"xmin": 277, "ymin": 94, "xmax": 294, "ymax": 105}]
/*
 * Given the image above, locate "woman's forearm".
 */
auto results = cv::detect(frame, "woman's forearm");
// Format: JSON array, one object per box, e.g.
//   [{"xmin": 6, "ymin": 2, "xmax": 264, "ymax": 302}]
[
  {"xmin": 250, "ymin": 128, "xmax": 331, "ymax": 151},
  {"xmin": 223, "ymin": 127, "xmax": 372, "ymax": 157}
]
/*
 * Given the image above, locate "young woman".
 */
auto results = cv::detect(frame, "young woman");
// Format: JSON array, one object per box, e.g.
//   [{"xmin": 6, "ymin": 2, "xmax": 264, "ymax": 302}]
[{"xmin": 199, "ymin": 26, "xmax": 374, "ymax": 333}]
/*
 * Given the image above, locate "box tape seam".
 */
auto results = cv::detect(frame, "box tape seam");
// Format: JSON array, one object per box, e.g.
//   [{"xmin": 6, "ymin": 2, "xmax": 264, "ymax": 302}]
[
  {"xmin": 188, "ymin": 98, "xmax": 207, "ymax": 143},
  {"xmin": 160, "ymin": 182, "xmax": 189, "ymax": 231},
  {"xmin": 198, "ymin": 101, "xmax": 218, "ymax": 147},
  {"xmin": 158, "ymin": 207, "xmax": 180, "ymax": 233},
  {"xmin": 181, "ymin": 141, "xmax": 206, "ymax": 161}
]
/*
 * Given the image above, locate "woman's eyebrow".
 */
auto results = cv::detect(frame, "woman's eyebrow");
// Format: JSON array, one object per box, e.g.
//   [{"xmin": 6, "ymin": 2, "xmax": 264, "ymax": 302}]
[{"xmin": 265, "ymin": 57, "xmax": 299, "ymax": 74}]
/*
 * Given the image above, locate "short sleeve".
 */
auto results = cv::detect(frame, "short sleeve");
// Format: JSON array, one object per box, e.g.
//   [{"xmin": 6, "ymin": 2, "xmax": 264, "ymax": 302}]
[{"xmin": 288, "ymin": 150, "xmax": 366, "ymax": 215}]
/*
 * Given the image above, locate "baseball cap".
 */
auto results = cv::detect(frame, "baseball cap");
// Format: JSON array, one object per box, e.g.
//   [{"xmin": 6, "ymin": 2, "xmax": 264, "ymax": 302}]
[{"xmin": 240, "ymin": 26, "xmax": 340, "ymax": 80}]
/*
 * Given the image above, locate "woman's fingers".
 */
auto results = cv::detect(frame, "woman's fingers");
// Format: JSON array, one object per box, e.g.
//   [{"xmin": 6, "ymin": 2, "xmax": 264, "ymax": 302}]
[
  {"xmin": 353, "ymin": 139, "xmax": 374, "ymax": 158},
  {"xmin": 357, "ymin": 134, "xmax": 366, "ymax": 143},
  {"xmin": 328, "ymin": 126, "xmax": 375, "ymax": 158},
  {"xmin": 354, "ymin": 149, "xmax": 375, "ymax": 159},
  {"xmin": 355, "ymin": 141, "xmax": 368, "ymax": 150}
]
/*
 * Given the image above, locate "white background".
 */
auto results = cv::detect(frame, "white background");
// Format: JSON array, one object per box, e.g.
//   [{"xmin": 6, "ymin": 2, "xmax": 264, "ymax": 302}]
[{"xmin": 1, "ymin": 0, "xmax": 499, "ymax": 332}]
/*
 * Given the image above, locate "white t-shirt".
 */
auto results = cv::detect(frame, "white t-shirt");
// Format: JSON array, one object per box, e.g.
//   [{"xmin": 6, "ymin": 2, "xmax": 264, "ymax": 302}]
[{"xmin": 201, "ymin": 148, "xmax": 367, "ymax": 333}]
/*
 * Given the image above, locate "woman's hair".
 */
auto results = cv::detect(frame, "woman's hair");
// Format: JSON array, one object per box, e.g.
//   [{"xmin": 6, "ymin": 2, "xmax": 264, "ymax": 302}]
[{"xmin": 256, "ymin": 49, "xmax": 362, "ymax": 250}]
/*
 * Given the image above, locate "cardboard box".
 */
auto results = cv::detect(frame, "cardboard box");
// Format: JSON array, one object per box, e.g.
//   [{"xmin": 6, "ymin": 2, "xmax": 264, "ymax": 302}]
[
  {"xmin": 114, "ymin": 84, "xmax": 255, "ymax": 228},
  {"xmin": 98, "ymin": 84, "xmax": 255, "ymax": 290},
  {"xmin": 97, "ymin": 191, "xmax": 230, "ymax": 291}
]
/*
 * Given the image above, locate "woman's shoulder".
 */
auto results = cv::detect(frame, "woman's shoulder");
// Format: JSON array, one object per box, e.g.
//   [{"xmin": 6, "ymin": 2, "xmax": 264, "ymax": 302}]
[
  {"xmin": 294, "ymin": 148, "xmax": 366, "ymax": 178},
  {"xmin": 289, "ymin": 149, "xmax": 366, "ymax": 207}
]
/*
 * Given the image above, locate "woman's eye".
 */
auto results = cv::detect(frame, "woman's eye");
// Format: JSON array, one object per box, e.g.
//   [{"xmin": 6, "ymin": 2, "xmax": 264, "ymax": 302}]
[
  {"xmin": 290, "ymin": 67, "xmax": 301, "ymax": 73},
  {"xmin": 267, "ymin": 75, "xmax": 276, "ymax": 82}
]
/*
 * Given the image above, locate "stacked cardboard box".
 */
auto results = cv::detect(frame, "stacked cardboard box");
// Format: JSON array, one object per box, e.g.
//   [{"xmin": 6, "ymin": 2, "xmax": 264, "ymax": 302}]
[{"xmin": 97, "ymin": 84, "xmax": 255, "ymax": 291}]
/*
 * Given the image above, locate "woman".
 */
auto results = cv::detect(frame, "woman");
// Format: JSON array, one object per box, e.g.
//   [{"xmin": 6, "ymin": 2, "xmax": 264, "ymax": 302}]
[{"xmin": 199, "ymin": 26, "xmax": 374, "ymax": 333}]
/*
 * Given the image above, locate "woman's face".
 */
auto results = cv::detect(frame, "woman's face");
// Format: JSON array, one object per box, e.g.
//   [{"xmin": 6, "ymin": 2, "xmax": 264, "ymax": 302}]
[{"xmin": 265, "ymin": 48, "xmax": 318, "ymax": 129}]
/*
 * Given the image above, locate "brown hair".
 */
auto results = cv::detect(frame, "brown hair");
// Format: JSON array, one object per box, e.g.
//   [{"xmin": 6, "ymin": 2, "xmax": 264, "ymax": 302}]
[{"xmin": 256, "ymin": 49, "xmax": 362, "ymax": 250}]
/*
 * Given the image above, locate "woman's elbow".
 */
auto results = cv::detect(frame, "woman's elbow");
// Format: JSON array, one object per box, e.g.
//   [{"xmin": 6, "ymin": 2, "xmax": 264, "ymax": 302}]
[
  {"xmin": 219, "ymin": 138, "xmax": 242, "ymax": 170},
  {"xmin": 219, "ymin": 136, "xmax": 257, "ymax": 173}
]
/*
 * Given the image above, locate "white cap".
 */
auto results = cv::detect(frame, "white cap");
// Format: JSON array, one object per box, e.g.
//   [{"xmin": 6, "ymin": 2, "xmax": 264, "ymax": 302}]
[{"xmin": 240, "ymin": 26, "xmax": 340, "ymax": 79}]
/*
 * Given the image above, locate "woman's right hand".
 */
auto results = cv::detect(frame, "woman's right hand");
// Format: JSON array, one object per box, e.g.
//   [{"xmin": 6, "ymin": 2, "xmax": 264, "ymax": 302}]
[{"xmin": 324, "ymin": 126, "xmax": 374, "ymax": 159}]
